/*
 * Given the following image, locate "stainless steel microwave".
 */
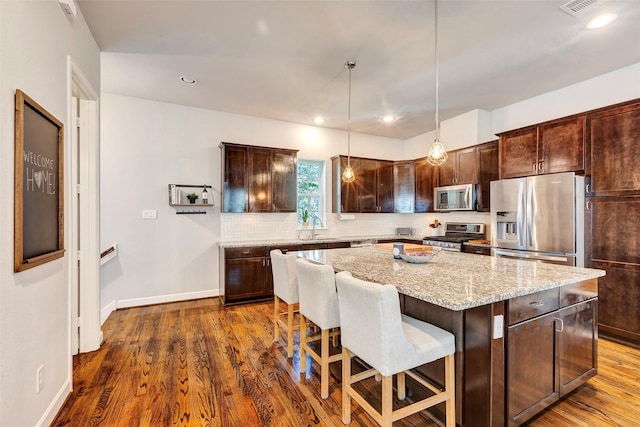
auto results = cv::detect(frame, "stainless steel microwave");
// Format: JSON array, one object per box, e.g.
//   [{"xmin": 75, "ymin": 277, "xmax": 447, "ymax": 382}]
[{"xmin": 434, "ymin": 184, "xmax": 476, "ymax": 211}]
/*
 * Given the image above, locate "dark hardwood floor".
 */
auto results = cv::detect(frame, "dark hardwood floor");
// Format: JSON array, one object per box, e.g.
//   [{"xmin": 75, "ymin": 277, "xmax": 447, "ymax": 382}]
[{"xmin": 52, "ymin": 298, "xmax": 640, "ymax": 426}]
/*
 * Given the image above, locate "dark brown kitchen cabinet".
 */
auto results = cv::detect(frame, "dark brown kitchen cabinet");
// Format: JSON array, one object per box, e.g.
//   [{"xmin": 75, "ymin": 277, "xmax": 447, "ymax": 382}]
[
  {"xmin": 498, "ymin": 116, "xmax": 585, "ymax": 179},
  {"xmin": 414, "ymin": 156, "xmax": 438, "ymax": 213},
  {"xmin": 247, "ymin": 147, "xmax": 272, "ymax": 212},
  {"xmin": 332, "ymin": 155, "xmax": 393, "ymax": 213},
  {"xmin": 438, "ymin": 146, "xmax": 477, "ymax": 186},
  {"xmin": 221, "ymin": 242, "xmax": 351, "ymax": 305},
  {"xmin": 507, "ymin": 290, "xmax": 597, "ymax": 426},
  {"xmin": 332, "ymin": 156, "xmax": 360, "ymax": 213},
  {"xmin": 587, "ymin": 103, "xmax": 640, "ymax": 196},
  {"xmin": 586, "ymin": 196, "xmax": 640, "ymax": 345},
  {"xmin": 476, "ymin": 140, "xmax": 499, "ymax": 212},
  {"xmin": 220, "ymin": 142, "xmax": 298, "ymax": 213},
  {"xmin": 394, "ymin": 161, "xmax": 415, "ymax": 213},
  {"xmin": 222, "ymin": 246, "xmax": 271, "ymax": 305},
  {"xmin": 377, "ymin": 160, "xmax": 394, "ymax": 212},
  {"xmin": 221, "ymin": 144, "xmax": 248, "ymax": 212}
]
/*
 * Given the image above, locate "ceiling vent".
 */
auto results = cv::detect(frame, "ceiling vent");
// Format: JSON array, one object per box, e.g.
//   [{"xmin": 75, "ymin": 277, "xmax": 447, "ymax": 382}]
[{"xmin": 560, "ymin": 0, "xmax": 612, "ymax": 17}]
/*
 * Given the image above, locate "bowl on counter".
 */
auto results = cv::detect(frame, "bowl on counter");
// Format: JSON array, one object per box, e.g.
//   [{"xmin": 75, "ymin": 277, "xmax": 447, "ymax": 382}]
[{"xmin": 400, "ymin": 250, "xmax": 436, "ymax": 264}]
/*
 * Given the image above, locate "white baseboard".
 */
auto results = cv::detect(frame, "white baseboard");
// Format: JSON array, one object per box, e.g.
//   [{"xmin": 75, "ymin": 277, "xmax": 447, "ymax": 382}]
[
  {"xmin": 100, "ymin": 289, "xmax": 221, "ymax": 325},
  {"xmin": 36, "ymin": 378, "xmax": 71, "ymax": 427},
  {"xmin": 100, "ymin": 299, "xmax": 117, "ymax": 325}
]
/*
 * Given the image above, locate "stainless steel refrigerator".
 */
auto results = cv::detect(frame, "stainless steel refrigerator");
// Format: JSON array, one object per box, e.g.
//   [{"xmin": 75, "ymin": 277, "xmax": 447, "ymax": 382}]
[{"xmin": 490, "ymin": 172, "xmax": 585, "ymax": 266}]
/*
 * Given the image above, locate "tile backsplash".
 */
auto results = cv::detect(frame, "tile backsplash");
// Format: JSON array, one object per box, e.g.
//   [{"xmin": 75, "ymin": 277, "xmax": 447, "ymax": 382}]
[{"xmin": 221, "ymin": 211, "xmax": 491, "ymax": 241}]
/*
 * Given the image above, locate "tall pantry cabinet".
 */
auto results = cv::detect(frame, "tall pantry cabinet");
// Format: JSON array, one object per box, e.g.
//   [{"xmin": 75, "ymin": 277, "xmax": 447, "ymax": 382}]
[{"xmin": 586, "ymin": 100, "xmax": 640, "ymax": 347}]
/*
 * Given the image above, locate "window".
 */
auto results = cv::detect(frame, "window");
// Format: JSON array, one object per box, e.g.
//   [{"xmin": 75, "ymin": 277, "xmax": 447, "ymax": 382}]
[{"xmin": 297, "ymin": 159, "xmax": 325, "ymax": 227}]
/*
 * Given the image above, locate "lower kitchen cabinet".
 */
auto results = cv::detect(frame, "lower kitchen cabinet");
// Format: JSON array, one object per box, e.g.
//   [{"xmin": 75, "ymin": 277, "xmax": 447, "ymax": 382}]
[
  {"xmin": 221, "ymin": 242, "xmax": 351, "ymax": 305},
  {"xmin": 507, "ymin": 293, "xmax": 597, "ymax": 426},
  {"xmin": 222, "ymin": 246, "xmax": 272, "ymax": 304}
]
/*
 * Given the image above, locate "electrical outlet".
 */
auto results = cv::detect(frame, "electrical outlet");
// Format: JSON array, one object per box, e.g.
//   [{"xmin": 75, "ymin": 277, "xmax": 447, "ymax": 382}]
[
  {"xmin": 37, "ymin": 365, "xmax": 44, "ymax": 394},
  {"xmin": 493, "ymin": 315, "xmax": 504, "ymax": 339},
  {"xmin": 142, "ymin": 209, "xmax": 157, "ymax": 220}
]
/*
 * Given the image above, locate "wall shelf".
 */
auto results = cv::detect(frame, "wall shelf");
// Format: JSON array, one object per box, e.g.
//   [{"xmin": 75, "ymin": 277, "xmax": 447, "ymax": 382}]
[{"xmin": 169, "ymin": 184, "xmax": 214, "ymax": 214}]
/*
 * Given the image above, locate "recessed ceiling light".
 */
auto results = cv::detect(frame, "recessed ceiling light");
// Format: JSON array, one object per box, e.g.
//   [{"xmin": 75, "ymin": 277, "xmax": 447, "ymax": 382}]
[
  {"xmin": 382, "ymin": 115, "xmax": 396, "ymax": 123},
  {"xmin": 586, "ymin": 13, "xmax": 617, "ymax": 29},
  {"xmin": 313, "ymin": 117, "xmax": 325, "ymax": 124},
  {"xmin": 180, "ymin": 76, "xmax": 197, "ymax": 84}
]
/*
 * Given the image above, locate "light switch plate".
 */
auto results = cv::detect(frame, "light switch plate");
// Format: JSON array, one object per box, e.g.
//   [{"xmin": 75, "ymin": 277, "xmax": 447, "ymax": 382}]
[
  {"xmin": 142, "ymin": 209, "xmax": 157, "ymax": 220},
  {"xmin": 493, "ymin": 314, "xmax": 504, "ymax": 339}
]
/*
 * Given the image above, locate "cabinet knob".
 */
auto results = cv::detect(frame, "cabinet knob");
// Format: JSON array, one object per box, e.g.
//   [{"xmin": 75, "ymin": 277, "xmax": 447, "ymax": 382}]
[{"xmin": 529, "ymin": 301, "xmax": 544, "ymax": 307}]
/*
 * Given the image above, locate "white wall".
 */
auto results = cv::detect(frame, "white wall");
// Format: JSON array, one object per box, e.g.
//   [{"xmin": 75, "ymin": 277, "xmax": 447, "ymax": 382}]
[
  {"xmin": 491, "ymin": 62, "xmax": 640, "ymax": 134},
  {"xmin": 100, "ymin": 61, "xmax": 640, "ymax": 320},
  {"xmin": 0, "ymin": 2, "xmax": 100, "ymax": 426}
]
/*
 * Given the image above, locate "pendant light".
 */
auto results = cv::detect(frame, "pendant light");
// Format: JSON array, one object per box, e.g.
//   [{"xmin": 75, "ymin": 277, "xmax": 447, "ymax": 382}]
[
  {"xmin": 342, "ymin": 60, "xmax": 357, "ymax": 183},
  {"xmin": 426, "ymin": 0, "xmax": 448, "ymax": 166}
]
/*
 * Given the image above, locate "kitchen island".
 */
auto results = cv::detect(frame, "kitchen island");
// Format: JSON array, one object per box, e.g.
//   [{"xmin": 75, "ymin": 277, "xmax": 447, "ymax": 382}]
[{"xmin": 301, "ymin": 247, "xmax": 605, "ymax": 427}]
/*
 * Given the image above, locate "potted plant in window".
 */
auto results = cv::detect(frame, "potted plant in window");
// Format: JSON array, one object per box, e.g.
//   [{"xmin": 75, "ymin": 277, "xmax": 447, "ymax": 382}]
[
  {"xmin": 186, "ymin": 193, "xmax": 199, "ymax": 204},
  {"xmin": 301, "ymin": 209, "xmax": 309, "ymax": 228}
]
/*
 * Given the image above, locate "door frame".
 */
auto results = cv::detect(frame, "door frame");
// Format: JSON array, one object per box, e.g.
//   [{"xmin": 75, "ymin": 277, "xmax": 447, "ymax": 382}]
[{"xmin": 67, "ymin": 56, "xmax": 101, "ymax": 354}]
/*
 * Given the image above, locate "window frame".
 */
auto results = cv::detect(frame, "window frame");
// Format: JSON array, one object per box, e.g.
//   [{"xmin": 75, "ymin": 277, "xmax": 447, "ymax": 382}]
[{"xmin": 297, "ymin": 159, "xmax": 326, "ymax": 228}]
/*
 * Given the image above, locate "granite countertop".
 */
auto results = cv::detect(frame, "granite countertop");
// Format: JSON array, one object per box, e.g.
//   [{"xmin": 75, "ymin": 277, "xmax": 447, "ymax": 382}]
[
  {"xmin": 217, "ymin": 234, "xmax": 424, "ymax": 248},
  {"xmin": 299, "ymin": 247, "xmax": 605, "ymax": 311}
]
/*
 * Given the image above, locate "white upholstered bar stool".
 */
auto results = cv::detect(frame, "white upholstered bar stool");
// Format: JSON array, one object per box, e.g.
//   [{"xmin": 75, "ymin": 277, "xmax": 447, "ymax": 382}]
[
  {"xmin": 270, "ymin": 249, "xmax": 299, "ymax": 358},
  {"xmin": 335, "ymin": 271, "xmax": 456, "ymax": 427},
  {"xmin": 295, "ymin": 258, "xmax": 342, "ymax": 399}
]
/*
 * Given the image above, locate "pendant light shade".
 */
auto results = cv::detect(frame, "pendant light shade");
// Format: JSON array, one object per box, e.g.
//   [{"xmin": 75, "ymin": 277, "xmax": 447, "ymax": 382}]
[
  {"xmin": 342, "ymin": 61, "xmax": 356, "ymax": 183},
  {"xmin": 426, "ymin": 0, "xmax": 448, "ymax": 166}
]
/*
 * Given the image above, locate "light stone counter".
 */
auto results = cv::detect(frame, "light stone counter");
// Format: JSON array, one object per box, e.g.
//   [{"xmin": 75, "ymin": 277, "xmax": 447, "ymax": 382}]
[
  {"xmin": 217, "ymin": 234, "xmax": 423, "ymax": 248},
  {"xmin": 300, "ymin": 247, "xmax": 605, "ymax": 311}
]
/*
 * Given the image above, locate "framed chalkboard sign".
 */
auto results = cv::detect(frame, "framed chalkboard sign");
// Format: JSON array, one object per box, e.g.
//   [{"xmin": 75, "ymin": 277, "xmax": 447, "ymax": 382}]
[{"xmin": 14, "ymin": 89, "xmax": 65, "ymax": 272}]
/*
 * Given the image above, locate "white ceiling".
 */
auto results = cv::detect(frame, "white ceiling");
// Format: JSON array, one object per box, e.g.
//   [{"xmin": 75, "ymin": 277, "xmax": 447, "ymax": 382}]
[{"xmin": 76, "ymin": 0, "xmax": 640, "ymax": 140}]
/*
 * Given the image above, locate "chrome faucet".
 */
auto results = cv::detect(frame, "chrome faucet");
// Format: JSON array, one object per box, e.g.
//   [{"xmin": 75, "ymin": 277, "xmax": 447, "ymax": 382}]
[{"xmin": 311, "ymin": 215, "xmax": 324, "ymax": 239}]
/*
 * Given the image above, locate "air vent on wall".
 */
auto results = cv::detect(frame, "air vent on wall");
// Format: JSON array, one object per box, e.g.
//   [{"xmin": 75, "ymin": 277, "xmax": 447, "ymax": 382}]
[{"xmin": 560, "ymin": 0, "xmax": 612, "ymax": 18}]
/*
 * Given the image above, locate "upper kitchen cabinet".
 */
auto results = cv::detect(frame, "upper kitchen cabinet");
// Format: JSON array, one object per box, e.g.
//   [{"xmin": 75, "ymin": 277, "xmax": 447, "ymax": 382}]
[
  {"xmin": 414, "ymin": 157, "xmax": 438, "ymax": 213},
  {"xmin": 498, "ymin": 116, "xmax": 585, "ymax": 179},
  {"xmin": 394, "ymin": 161, "xmax": 415, "ymax": 213},
  {"xmin": 220, "ymin": 142, "xmax": 298, "ymax": 213},
  {"xmin": 332, "ymin": 155, "xmax": 394, "ymax": 213},
  {"xmin": 476, "ymin": 140, "xmax": 499, "ymax": 212},
  {"xmin": 587, "ymin": 102, "xmax": 640, "ymax": 196},
  {"xmin": 438, "ymin": 146, "xmax": 477, "ymax": 186}
]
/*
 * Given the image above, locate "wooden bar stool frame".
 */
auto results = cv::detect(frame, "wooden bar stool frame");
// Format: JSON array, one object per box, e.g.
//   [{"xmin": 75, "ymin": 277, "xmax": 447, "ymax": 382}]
[
  {"xmin": 270, "ymin": 249, "xmax": 300, "ymax": 358},
  {"xmin": 296, "ymin": 258, "xmax": 342, "ymax": 399},
  {"xmin": 335, "ymin": 271, "xmax": 456, "ymax": 427},
  {"xmin": 341, "ymin": 350, "xmax": 455, "ymax": 427}
]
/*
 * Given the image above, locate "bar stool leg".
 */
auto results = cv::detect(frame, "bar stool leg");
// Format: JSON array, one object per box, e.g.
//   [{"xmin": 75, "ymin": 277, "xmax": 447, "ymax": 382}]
[
  {"xmin": 287, "ymin": 303, "xmax": 295, "ymax": 358},
  {"xmin": 342, "ymin": 348, "xmax": 352, "ymax": 425},
  {"xmin": 445, "ymin": 354, "xmax": 456, "ymax": 427},
  {"xmin": 397, "ymin": 371, "xmax": 406, "ymax": 400},
  {"xmin": 381, "ymin": 375, "xmax": 393, "ymax": 427},
  {"xmin": 321, "ymin": 328, "xmax": 330, "ymax": 399},
  {"xmin": 273, "ymin": 296, "xmax": 280, "ymax": 342},
  {"xmin": 300, "ymin": 315, "xmax": 307, "ymax": 373}
]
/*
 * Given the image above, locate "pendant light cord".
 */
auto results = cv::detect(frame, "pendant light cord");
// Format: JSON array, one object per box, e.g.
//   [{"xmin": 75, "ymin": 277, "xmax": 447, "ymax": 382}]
[
  {"xmin": 347, "ymin": 61, "xmax": 354, "ymax": 166},
  {"xmin": 435, "ymin": 0, "xmax": 440, "ymax": 141}
]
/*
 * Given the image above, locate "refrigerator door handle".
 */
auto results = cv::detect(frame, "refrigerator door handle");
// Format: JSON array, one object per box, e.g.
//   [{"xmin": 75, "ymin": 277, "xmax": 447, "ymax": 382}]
[
  {"xmin": 527, "ymin": 178, "xmax": 534, "ymax": 248},
  {"xmin": 517, "ymin": 180, "xmax": 526, "ymax": 248}
]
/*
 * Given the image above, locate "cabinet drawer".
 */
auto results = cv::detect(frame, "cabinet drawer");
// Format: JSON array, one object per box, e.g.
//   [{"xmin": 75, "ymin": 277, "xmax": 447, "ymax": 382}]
[
  {"xmin": 462, "ymin": 245, "xmax": 492, "ymax": 256},
  {"xmin": 508, "ymin": 288, "xmax": 559, "ymax": 326},
  {"xmin": 225, "ymin": 246, "xmax": 265, "ymax": 259},
  {"xmin": 560, "ymin": 279, "xmax": 598, "ymax": 308},
  {"xmin": 267, "ymin": 244, "xmax": 303, "ymax": 254}
]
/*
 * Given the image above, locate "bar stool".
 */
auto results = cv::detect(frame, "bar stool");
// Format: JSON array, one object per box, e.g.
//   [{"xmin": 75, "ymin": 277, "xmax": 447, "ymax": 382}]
[
  {"xmin": 335, "ymin": 271, "xmax": 456, "ymax": 427},
  {"xmin": 295, "ymin": 258, "xmax": 341, "ymax": 399},
  {"xmin": 270, "ymin": 249, "xmax": 299, "ymax": 358}
]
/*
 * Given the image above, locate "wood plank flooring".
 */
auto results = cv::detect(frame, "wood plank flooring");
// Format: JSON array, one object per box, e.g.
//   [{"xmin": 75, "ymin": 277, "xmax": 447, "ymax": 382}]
[{"xmin": 52, "ymin": 298, "xmax": 640, "ymax": 427}]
